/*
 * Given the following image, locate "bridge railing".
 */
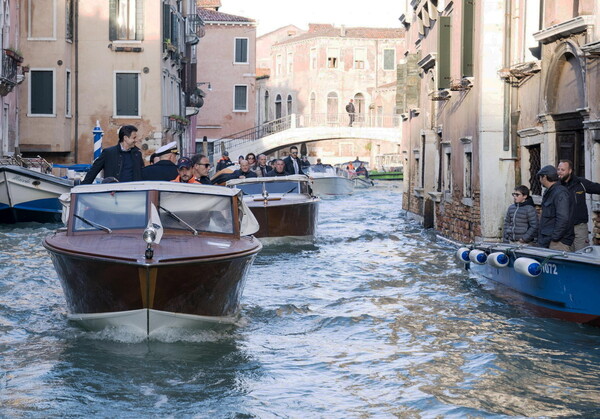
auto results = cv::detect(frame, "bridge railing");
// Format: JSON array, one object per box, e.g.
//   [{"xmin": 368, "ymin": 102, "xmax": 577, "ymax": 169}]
[{"xmin": 297, "ymin": 113, "xmax": 401, "ymax": 128}]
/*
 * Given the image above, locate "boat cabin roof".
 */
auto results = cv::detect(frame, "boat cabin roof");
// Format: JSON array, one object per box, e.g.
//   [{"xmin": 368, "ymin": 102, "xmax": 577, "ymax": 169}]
[
  {"xmin": 226, "ymin": 175, "xmax": 310, "ymax": 186},
  {"xmin": 72, "ymin": 181, "xmax": 240, "ymax": 197}
]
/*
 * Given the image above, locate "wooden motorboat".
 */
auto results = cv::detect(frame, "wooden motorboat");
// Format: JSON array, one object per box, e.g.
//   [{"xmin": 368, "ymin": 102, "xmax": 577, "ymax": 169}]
[
  {"xmin": 43, "ymin": 181, "xmax": 262, "ymax": 335},
  {"xmin": 305, "ymin": 165, "xmax": 354, "ymax": 196},
  {"xmin": 457, "ymin": 243, "xmax": 600, "ymax": 326},
  {"xmin": 227, "ymin": 175, "xmax": 319, "ymax": 242}
]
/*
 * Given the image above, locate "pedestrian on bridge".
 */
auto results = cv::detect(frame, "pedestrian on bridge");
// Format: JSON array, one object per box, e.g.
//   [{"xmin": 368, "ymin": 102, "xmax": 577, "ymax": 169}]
[{"xmin": 346, "ymin": 99, "xmax": 355, "ymax": 127}]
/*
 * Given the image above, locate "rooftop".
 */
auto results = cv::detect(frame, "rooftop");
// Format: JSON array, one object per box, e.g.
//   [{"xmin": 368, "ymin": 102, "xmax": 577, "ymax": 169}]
[
  {"xmin": 198, "ymin": 8, "xmax": 255, "ymax": 24},
  {"xmin": 274, "ymin": 24, "xmax": 404, "ymax": 45}
]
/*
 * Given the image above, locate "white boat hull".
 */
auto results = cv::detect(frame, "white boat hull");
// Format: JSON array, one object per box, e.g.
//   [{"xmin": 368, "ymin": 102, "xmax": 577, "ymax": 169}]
[
  {"xmin": 68, "ymin": 309, "xmax": 238, "ymax": 335},
  {"xmin": 311, "ymin": 176, "xmax": 354, "ymax": 196}
]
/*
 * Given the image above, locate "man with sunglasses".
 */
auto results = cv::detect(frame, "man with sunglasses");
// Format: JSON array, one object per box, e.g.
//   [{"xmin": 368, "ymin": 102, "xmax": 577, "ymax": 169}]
[
  {"xmin": 283, "ymin": 145, "xmax": 305, "ymax": 175},
  {"xmin": 191, "ymin": 154, "xmax": 213, "ymax": 185}
]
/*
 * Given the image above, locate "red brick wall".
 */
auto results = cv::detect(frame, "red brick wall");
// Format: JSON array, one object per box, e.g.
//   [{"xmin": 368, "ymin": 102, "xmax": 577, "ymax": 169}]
[{"xmin": 434, "ymin": 191, "xmax": 482, "ymax": 243}]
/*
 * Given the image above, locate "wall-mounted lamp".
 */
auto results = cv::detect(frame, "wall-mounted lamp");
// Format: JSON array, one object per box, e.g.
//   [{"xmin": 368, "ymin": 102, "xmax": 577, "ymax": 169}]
[{"xmin": 198, "ymin": 82, "xmax": 211, "ymax": 91}]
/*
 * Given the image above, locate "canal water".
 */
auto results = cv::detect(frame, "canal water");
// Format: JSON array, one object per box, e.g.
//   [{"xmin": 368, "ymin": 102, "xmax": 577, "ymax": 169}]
[{"xmin": 1, "ymin": 182, "xmax": 600, "ymax": 417}]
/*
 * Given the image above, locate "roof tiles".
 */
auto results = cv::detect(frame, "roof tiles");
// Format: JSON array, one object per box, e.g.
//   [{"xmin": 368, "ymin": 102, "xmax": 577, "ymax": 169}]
[{"xmin": 198, "ymin": 8, "xmax": 255, "ymax": 23}]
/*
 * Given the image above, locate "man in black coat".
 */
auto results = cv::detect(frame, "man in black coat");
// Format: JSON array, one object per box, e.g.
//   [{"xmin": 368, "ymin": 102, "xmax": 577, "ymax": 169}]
[
  {"xmin": 229, "ymin": 159, "xmax": 258, "ymax": 180},
  {"xmin": 267, "ymin": 159, "xmax": 289, "ymax": 177},
  {"xmin": 82, "ymin": 125, "xmax": 144, "ymax": 184},
  {"xmin": 537, "ymin": 165, "xmax": 574, "ymax": 251},
  {"xmin": 216, "ymin": 151, "xmax": 235, "ymax": 171},
  {"xmin": 283, "ymin": 146, "xmax": 304, "ymax": 175},
  {"xmin": 557, "ymin": 159, "xmax": 600, "ymax": 250},
  {"xmin": 345, "ymin": 99, "xmax": 355, "ymax": 126},
  {"xmin": 141, "ymin": 141, "xmax": 179, "ymax": 181}
]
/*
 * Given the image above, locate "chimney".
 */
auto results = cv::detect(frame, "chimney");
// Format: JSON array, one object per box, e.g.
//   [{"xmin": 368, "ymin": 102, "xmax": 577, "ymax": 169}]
[{"xmin": 340, "ymin": 25, "xmax": 346, "ymax": 37}]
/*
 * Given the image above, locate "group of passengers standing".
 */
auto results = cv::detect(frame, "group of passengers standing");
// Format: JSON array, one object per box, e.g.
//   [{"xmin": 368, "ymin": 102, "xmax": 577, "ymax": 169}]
[
  {"xmin": 503, "ymin": 162, "xmax": 600, "ymax": 251},
  {"xmin": 81, "ymin": 125, "xmax": 310, "ymax": 187}
]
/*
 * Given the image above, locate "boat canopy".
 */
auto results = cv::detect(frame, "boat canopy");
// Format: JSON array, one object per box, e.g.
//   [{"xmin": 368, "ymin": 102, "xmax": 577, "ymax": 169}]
[{"xmin": 61, "ymin": 181, "xmax": 260, "ymax": 236}]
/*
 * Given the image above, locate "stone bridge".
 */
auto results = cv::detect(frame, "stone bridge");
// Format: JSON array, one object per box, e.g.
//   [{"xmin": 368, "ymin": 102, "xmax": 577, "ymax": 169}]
[{"xmin": 208, "ymin": 113, "xmax": 402, "ymax": 161}]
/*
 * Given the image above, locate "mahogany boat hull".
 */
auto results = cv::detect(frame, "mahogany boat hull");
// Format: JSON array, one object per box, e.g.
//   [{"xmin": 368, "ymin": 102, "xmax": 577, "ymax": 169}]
[
  {"xmin": 44, "ymin": 234, "xmax": 261, "ymax": 335},
  {"xmin": 247, "ymin": 200, "xmax": 319, "ymax": 240}
]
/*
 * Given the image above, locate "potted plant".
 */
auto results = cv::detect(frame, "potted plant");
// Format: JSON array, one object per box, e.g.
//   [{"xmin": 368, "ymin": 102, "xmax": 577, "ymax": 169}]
[{"xmin": 4, "ymin": 47, "xmax": 23, "ymax": 63}]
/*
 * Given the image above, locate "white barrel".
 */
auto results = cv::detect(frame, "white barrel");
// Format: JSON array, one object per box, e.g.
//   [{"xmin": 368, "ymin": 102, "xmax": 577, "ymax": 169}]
[
  {"xmin": 469, "ymin": 249, "xmax": 488, "ymax": 265},
  {"xmin": 513, "ymin": 257, "xmax": 542, "ymax": 277},
  {"xmin": 456, "ymin": 247, "xmax": 471, "ymax": 263},
  {"xmin": 487, "ymin": 252, "xmax": 509, "ymax": 268}
]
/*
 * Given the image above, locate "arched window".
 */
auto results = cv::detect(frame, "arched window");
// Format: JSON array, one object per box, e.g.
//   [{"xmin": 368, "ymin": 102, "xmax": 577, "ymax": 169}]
[
  {"xmin": 275, "ymin": 94, "xmax": 282, "ymax": 119},
  {"xmin": 353, "ymin": 93, "xmax": 365, "ymax": 123},
  {"xmin": 264, "ymin": 90, "xmax": 269, "ymax": 122},
  {"xmin": 287, "ymin": 94, "xmax": 293, "ymax": 115},
  {"xmin": 327, "ymin": 92, "xmax": 338, "ymax": 123},
  {"xmin": 310, "ymin": 92, "xmax": 316, "ymax": 116}
]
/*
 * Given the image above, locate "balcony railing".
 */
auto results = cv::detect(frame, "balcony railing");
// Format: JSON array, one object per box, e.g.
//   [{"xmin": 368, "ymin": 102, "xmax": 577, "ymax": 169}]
[
  {"xmin": 0, "ymin": 50, "xmax": 20, "ymax": 96},
  {"xmin": 185, "ymin": 13, "xmax": 205, "ymax": 45}
]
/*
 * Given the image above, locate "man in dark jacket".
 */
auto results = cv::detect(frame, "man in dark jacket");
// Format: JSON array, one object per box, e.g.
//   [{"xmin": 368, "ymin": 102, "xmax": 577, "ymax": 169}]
[
  {"xmin": 537, "ymin": 165, "xmax": 574, "ymax": 251},
  {"xmin": 191, "ymin": 154, "xmax": 213, "ymax": 185},
  {"xmin": 141, "ymin": 141, "xmax": 179, "ymax": 181},
  {"xmin": 557, "ymin": 159, "xmax": 600, "ymax": 250},
  {"xmin": 216, "ymin": 151, "xmax": 235, "ymax": 171},
  {"xmin": 82, "ymin": 125, "xmax": 144, "ymax": 184},
  {"xmin": 229, "ymin": 159, "xmax": 257, "ymax": 180},
  {"xmin": 503, "ymin": 185, "xmax": 538, "ymax": 244},
  {"xmin": 267, "ymin": 159, "xmax": 289, "ymax": 177},
  {"xmin": 345, "ymin": 99, "xmax": 355, "ymax": 126},
  {"xmin": 283, "ymin": 146, "xmax": 304, "ymax": 175}
]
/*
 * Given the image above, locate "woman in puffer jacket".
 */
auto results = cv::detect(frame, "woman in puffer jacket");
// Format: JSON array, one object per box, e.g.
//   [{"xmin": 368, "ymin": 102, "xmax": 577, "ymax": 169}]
[{"xmin": 503, "ymin": 185, "xmax": 538, "ymax": 244}]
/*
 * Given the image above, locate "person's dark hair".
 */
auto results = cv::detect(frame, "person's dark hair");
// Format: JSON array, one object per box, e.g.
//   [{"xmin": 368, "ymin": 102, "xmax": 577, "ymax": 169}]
[
  {"xmin": 149, "ymin": 153, "xmax": 157, "ymax": 164},
  {"xmin": 289, "ymin": 146, "xmax": 298, "ymax": 152},
  {"xmin": 558, "ymin": 159, "xmax": 573, "ymax": 170},
  {"xmin": 118, "ymin": 125, "xmax": 138, "ymax": 143},
  {"xmin": 514, "ymin": 185, "xmax": 530, "ymax": 197},
  {"xmin": 246, "ymin": 153, "xmax": 256, "ymax": 162},
  {"xmin": 191, "ymin": 154, "xmax": 206, "ymax": 166}
]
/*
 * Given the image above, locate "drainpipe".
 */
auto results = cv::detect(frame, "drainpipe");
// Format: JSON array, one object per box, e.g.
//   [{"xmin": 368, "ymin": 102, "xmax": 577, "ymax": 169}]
[
  {"xmin": 502, "ymin": 0, "xmax": 512, "ymax": 152},
  {"xmin": 73, "ymin": 0, "xmax": 79, "ymax": 163}
]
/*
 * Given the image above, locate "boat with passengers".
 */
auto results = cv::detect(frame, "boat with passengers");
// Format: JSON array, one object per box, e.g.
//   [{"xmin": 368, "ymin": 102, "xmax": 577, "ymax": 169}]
[
  {"xmin": 305, "ymin": 164, "xmax": 354, "ymax": 196},
  {"xmin": 43, "ymin": 181, "xmax": 262, "ymax": 335},
  {"xmin": 227, "ymin": 175, "xmax": 319, "ymax": 242},
  {"xmin": 456, "ymin": 242, "xmax": 600, "ymax": 326}
]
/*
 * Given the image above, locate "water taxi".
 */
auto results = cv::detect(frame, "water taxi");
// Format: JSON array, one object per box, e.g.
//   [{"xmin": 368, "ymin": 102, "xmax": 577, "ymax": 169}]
[{"xmin": 305, "ymin": 165, "xmax": 354, "ymax": 196}]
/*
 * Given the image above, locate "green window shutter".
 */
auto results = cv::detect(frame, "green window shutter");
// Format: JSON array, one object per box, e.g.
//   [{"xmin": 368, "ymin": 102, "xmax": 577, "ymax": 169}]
[
  {"xmin": 406, "ymin": 52, "xmax": 421, "ymax": 109},
  {"xmin": 234, "ymin": 86, "xmax": 247, "ymax": 111},
  {"xmin": 163, "ymin": 4, "xmax": 171, "ymax": 44},
  {"xmin": 135, "ymin": 0, "xmax": 144, "ymax": 41},
  {"xmin": 384, "ymin": 49, "xmax": 395, "ymax": 70},
  {"xmin": 437, "ymin": 16, "xmax": 452, "ymax": 89},
  {"xmin": 171, "ymin": 13, "xmax": 179, "ymax": 46},
  {"xmin": 31, "ymin": 71, "xmax": 54, "ymax": 115},
  {"xmin": 109, "ymin": 0, "xmax": 117, "ymax": 41},
  {"xmin": 116, "ymin": 73, "xmax": 139, "ymax": 116},
  {"xmin": 461, "ymin": 0, "xmax": 474, "ymax": 77},
  {"xmin": 235, "ymin": 39, "xmax": 248, "ymax": 63},
  {"xmin": 396, "ymin": 61, "xmax": 407, "ymax": 112}
]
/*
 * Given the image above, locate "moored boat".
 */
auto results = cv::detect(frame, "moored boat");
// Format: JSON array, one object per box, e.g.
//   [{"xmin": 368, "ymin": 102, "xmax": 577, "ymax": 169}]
[
  {"xmin": 369, "ymin": 170, "xmax": 403, "ymax": 180},
  {"xmin": 305, "ymin": 165, "xmax": 354, "ymax": 196},
  {"xmin": 456, "ymin": 243, "xmax": 600, "ymax": 326},
  {"xmin": 0, "ymin": 164, "xmax": 73, "ymax": 223},
  {"xmin": 43, "ymin": 181, "xmax": 262, "ymax": 335},
  {"xmin": 227, "ymin": 175, "xmax": 319, "ymax": 242}
]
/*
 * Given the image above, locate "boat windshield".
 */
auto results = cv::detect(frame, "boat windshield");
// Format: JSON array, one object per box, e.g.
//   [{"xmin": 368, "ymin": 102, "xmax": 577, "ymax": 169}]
[
  {"xmin": 236, "ymin": 181, "xmax": 306, "ymax": 196},
  {"xmin": 306, "ymin": 165, "xmax": 344, "ymax": 177},
  {"xmin": 73, "ymin": 191, "xmax": 148, "ymax": 232},
  {"xmin": 158, "ymin": 192, "xmax": 234, "ymax": 234}
]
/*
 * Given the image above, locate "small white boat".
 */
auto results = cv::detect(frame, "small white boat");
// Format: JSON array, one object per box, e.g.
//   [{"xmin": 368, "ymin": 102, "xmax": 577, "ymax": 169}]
[
  {"xmin": 353, "ymin": 176, "xmax": 374, "ymax": 189},
  {"xmin": 306, "ymin": 165, "xmax": 354, "ymax": 196},
  {"xmin": 0, "ymin": 163, "xmax": 73, "ymax": 223}
]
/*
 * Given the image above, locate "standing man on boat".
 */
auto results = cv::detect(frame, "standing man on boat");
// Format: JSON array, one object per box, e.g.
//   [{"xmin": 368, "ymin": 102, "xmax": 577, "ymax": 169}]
[
  {"xmin": 172, "ymin": 157, "xmax": 199, "ymax": 183},
  {"xmin": 283, "ymin": 146, "xmax": 304, "ymax": 175},
  {"xmin": 557, "ymin": 159, "xmax": 600, "ymax": 250},
  {"xmin": 537, "ymin": 165, "xmax": 575, "ymax": 251},
  {"xmin": 141, "ymin": 141, "xmax": 179, "ymax": 181},
  {"xmin": 191, "ymin": 154, "xmax": 213, "ymax": 185},
  {"xmin": 82, "ymin": 125, "xmax": 144, "ymax": 184}
]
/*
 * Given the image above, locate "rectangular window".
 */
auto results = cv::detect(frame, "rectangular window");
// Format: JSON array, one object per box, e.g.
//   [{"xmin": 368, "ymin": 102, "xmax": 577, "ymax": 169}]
[
  {"xmin": 354, "ymin": 48, "xmax": 366, "ymax": 69},
  {"xmin": 310, "ymin": 48, "xmax": 317, "ymax": 70},
  {"xmin": 527, "ymin": 144, "xmax": 542, "ymax": 195},
  {"xmin": 437, "ymin": 16, "xmax": 452, "ymax": 89},
  {"xmin": 464, "ymin": 151, "xmax": 472, "ymax": 198},
  {"xmin": 235, "ymin": 38, "xmax": 249, "ymax": 63},
  {"xmin": 66, "ymin": 0, "xmax": 74, "ymax": 41},
  {"xmin": 276, "ymin": 54, "xmax": 282, "ymax": 75},
  {"xmin": 28, "ymin": 0, "xmax": 56, "ymax": 40},
  {"xmin": 327, "ymin": 48, "xmax": 339, "ymax": 68},
  {"xmin": 65, "ymin": 70, "xmax": 71, "ymax": 117},
  {"xmin": 234, "ymin": 85, "xmax": 248, "ymax": 111},
  {"xmin": 287, "ymin": 52, "xmax": 293, "ymax": 73},
  {"xmin": 29, "ymin": 70, "xmax": 55, "ymax": 116},
  {"xmin": 461, "ymin": 0, "xmax": 474, "ymax": 77},
  {"xmin": 109, "ymin": 0, "xmax": 143, "ymax": 41},
  {"xmin": 383, "ymin": 49, "xmax": 395, "ymax": 70},
  {"xmin": 115, "ymin": 72, "xmax": 140, "ymax": 117}
]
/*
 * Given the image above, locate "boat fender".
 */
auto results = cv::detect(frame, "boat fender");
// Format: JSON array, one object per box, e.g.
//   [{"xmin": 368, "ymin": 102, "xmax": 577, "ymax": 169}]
[
  {"xmin": 513, "ymin": 257, "xmax": 542, "ymax": 277},
  {"xmin": 487, "ymin": 252, "xmax": 509, "ymax": 268},
  {"xmin": 469, "ymin": 249, "xmax": 488, "ymax": 265},
  {"xmin": 456, "ymin": 247, "xmax": 471, "ymax": 263}
]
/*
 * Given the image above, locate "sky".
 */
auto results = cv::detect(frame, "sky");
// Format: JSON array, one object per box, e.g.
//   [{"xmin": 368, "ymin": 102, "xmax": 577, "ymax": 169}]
[{"xmin": 219, "ymin": 0, "xmax": 407, "ymax": 36}]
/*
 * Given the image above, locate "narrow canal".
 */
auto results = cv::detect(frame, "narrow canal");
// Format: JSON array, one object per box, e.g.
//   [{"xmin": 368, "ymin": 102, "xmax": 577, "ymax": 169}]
[{"xmin": 1, "ymin": 182, "xmax": 600, "ymax": 417}]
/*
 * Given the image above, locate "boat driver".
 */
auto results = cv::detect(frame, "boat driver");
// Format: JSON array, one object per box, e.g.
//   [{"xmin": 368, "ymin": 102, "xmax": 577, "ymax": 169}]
[{"xmin": 172, "ymin": 157, "xmax": 198, "ymax": 183}]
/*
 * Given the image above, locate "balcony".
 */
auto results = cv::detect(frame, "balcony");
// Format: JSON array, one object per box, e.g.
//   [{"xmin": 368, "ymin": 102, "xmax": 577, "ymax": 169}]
[
  {"xmin": 185, "ymin": 13, "xmax": 205, "ymax": 45},
  {"xmin": 0, "ymin": 49, "xmax": 21, "ymax": 96}
]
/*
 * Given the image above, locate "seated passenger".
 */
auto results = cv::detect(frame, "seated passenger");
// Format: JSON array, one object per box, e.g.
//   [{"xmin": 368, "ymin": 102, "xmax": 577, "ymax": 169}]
[
  {"xmin": 355, "ymin": 163, "xmax": 368, "ymax": 177},
  {"xmin": 230, "ymin": 159, "xmax": 258, "ymax": 179},
  {"xmin": 503, "ymin": 185, "xmax": 538, "ymax": 244},
  {"xmin": 267, "ymin": 159, "xmax": 290, "ymax": 177}
]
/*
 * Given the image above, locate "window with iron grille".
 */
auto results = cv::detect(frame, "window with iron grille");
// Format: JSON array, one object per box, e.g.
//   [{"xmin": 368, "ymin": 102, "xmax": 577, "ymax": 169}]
[{"xmin": 528, "ymin": 144, "xmax": 541, "ymax": 195}]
